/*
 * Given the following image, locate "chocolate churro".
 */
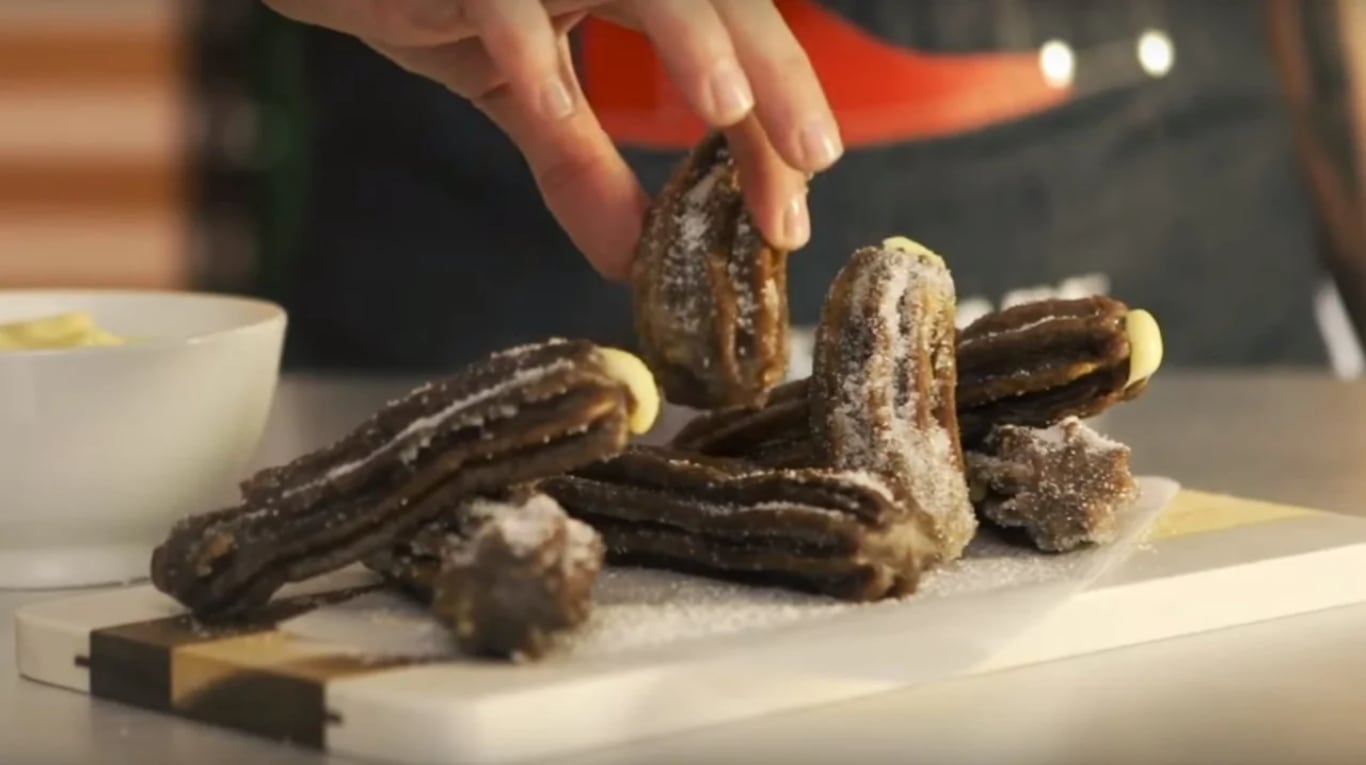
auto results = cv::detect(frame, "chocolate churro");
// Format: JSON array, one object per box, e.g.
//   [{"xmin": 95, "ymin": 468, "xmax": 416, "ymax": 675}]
[
  {"xmin": 150, "ymin": 339, "xmax": 658, "ymax": 619},
  {"xmin": 632, "ymin": 132, "xmax": 791, "ymax": 409}
]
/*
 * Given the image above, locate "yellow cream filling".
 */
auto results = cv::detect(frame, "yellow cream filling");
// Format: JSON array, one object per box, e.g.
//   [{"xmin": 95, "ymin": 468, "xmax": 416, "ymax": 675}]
[
  {"xmin": 0, "ymin": 312, "xmax": 125, "ymax": 350},
  {"xmin": 881, "ymin": 235, "xmax": 944, "ymax": 265},
  {"xmin": 597, "ymin": 347, "xmax": 661, "ymax": 435},
  {"xmin": 1124, "ymin": 309, "xmax": 1163, "ymax": 387}
]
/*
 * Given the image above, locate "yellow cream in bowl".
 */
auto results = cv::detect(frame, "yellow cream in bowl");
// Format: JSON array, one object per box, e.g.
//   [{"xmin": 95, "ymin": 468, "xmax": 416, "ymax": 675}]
[{"xmin": 0, "ymin": 312, "xmax": 126, "ymax": 350}]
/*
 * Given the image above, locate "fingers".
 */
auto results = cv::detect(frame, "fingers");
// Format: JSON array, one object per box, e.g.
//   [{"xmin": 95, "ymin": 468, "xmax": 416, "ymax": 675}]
[
  {"xmin": 628, "ymin": 0, "xmax": 754, "ymax": 126},
  {"xmin": 725, "ymin": 118, "xmax": 811, "ymax": 251},
  {"xmin": 542, "ymin": 0, "xmax": 618, "ymax": 20},
  {"xmin": 381, "ymin": 35, "xmax": 646, "ymax": 279},
  {"xmin": 711, "ymin": 1, "xmax": 843, "ymax": 174},
  {"xmin": 263, "ymin": 0, "xmax": 466, "ymax": 46},
  {"xmin": 620, "ymin": 0, "xmax": 833, "ymax": 247},
  {"xmin": 463, "ymin": 0, "xmax": 580, "ymax": 122},
  {"xmin": 623, "ymin": 0, "xmax": 840, "ymax": 167},
  {"xmin": 371, "ymin": 38, "xmax": 499, "ymax": 96},
  {"xmin": 478, "ymin": 41, "xmax": 648, "ymax": 279},
  {"xmin": 274, "ymin": 0, "xmax": 830, "ymax": 271}
]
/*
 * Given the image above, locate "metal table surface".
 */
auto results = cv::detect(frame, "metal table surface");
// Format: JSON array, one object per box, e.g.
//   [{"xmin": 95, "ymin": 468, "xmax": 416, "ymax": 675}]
[{"xmin": 3, "ymin": 371, "xmax": 1364, "ymax": 765}]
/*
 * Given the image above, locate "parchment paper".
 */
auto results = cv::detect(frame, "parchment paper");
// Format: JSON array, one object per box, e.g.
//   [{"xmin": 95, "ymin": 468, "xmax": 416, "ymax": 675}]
[{"xmin": 280, "ymin": 477, "xmax": 1179, "ymax": 683}]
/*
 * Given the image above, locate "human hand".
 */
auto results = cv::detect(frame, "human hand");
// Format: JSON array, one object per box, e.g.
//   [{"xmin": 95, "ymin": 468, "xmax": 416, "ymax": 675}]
[{"xmin": 261, "ymin": 0, "xmax": 842, "ymax": 279}]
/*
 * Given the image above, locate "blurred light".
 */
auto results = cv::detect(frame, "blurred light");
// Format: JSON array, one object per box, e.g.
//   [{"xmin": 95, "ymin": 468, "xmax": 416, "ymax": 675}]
[
  {"xmin": 1137, "ymin": 29, "xmax": 1175, "ymax": 78},
  {"xmin": 1039, "ymin": 39, "xmax": 1075, "ymax": 89}
]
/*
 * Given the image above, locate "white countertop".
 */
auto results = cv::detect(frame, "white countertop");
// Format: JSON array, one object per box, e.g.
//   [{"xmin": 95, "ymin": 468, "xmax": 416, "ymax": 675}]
[{"xmin": 3, "ymin": 371, "xmax": 1365, "ymax": 765}]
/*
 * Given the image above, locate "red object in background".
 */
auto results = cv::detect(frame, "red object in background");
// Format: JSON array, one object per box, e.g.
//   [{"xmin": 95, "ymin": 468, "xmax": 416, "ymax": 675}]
[{"xmin": 580, "ymin": 0, "xmax": 1073, "ymax": 149}]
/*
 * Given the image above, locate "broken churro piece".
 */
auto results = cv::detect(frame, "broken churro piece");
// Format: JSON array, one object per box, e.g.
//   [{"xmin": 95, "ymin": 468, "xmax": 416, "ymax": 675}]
[
  {"xmin": 367, "ymin": 492, "xmax": 604, "ymax": 660},
  {"xmin": 966, "ymin": 418, "xmax": 1139, "ymax": 552}
]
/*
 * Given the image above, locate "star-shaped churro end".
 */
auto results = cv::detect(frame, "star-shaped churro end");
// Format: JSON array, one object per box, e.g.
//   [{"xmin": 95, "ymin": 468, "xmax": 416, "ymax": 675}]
[{"xmin": 966, "ymin": 417, "xmax": 1139, "ymax": 552}]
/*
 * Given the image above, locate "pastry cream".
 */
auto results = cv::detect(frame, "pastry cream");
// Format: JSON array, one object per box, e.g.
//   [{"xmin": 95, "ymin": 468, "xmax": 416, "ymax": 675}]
[
  {"xmin": 597, "ymin": 347, "xmax": 661, "ymax": 435},
  {"xmin": 0, "ymin": 312, "xmax": 125, "ymax": 350},
  {"xmin": 1124, "ymin": 309, "xmax": 1163, "ymax": 387},
  {"xmin": 880, "ymin": 235, "xmax": 947, "ymax": 266}
]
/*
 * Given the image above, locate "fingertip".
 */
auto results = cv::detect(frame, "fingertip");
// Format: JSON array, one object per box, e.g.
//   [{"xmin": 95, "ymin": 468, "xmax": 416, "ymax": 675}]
[
  {"xmin": 537, "ymin": 148, "xmax": 648, "ymax": 283},
  {"xmin": 582, "ymin": 189, "xmax": 648, "ymax": 283},
  {"xmin": 725, "ymin": 122, "xmax": 811, "ymax": 251},
  {"xmin": 778, "ymin": 189, "xmax": 811, "ymax": 250},
  {"xmin": 589, "ymin": 250, "xmax": 637, "ymax": 283},
  {"xmin": 467, "ymin": 0, "xmax": 576, "ymax": 122},
  {"xmin": 743, "ymin": 181, "xmax": 809, "ymax": 252},
  {"xmin": 631, "ymin": 0, "xmax": 754, "ymax": 128},
  {"xmin": 794, "ymin": 116, "xmax": 844, "ymax": 172},
  {"xmin": 711, "ymin": 1, "xmax": 843, "ymax": 173},
  {"xmin": 704, "ymin": 59, "xmax": 756, "ymax": 126}
]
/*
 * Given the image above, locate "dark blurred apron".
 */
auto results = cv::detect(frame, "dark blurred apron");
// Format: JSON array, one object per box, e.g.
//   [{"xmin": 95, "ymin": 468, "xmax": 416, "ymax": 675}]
[{"xmin": 269, "ymin": 0, "xmax": 1363, "ymax": 373}]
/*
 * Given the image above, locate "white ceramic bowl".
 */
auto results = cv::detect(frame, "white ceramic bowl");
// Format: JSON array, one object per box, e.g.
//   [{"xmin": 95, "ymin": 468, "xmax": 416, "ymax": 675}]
[{"xmin": 0, "ymin": 290, "xmax": 286, "ymax": 589}]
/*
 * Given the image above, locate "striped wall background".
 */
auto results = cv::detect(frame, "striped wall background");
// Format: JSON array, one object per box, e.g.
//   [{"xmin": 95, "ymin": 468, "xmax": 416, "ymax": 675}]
[
  {"xmin": 0, "ymin": 0, "xmax": 187, "ymax": 289},
  {"xmin": 1, "ymin": 2, "xmax": 1364, "ymax": 298},
  {"xmin": 1344, "ymin": 0, "xmax": 1366, "ymax": 197}
]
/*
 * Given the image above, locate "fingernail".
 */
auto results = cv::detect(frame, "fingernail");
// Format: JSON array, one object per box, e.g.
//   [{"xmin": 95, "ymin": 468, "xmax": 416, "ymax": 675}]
[
  {"xmin": 540, "ymin": 76, "xmax": 576, "ymax": 121},
  {"xmin": 797, "ymin": 118, "xmax": 843, "ymax": 170},
  {"xmin": 706, "ymin": 60, "xmax": 754, "ymax": 124},
  {"xmin": 782, "ymin": 192, "xmax": 811, "ymax": 247}
]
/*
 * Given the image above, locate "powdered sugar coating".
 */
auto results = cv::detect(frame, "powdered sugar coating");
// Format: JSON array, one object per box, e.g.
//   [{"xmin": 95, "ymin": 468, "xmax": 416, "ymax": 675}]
[
  {"xmin": 967, "ymin": 418, "xmax": 1137, "ymax": 552},
  {"xmin": 443, "ymin": 494, "xmax": 604, "ymax": 575},
  {"xmin": 283, "ymin": 478, "xmax": 1156, "ymax": 661},
  {"xmin": 661, "ymin": 159, "xmax": 728, "ymax": 336},
  {"xmin": 467, "ymin": 494, "xmax": 564, "ymax": 556},
  {"xmin": 564, "ymin": 516, "xmax": 602, "ymax": 570},
  {"xmin": 656, "ymin": 144, "xmax": 768, "ymax": 342},
  {"xmin": 633, "ymin": 133, "xmax": 790, "ymax": 407},
  {"xmin": 279, "ymin": 347, "xmax": 578, "ymax": 502},
  {"xmin": 815, "ymin": 242, "xmax": 977, "ymax": 563},
  {"xmin": 280, "ymin": 475, "xmax": 1169, "ymax": 666},
  {"xmin": 570, "ymin": 481, "xmax": 1142, "ymax": 644},
  {"xmin": 543, "ymin": 448, "xmax": 925, "ymax": 600},
  {"xmin": 956, "ymin": 316, "xmax": 1055, "ymax": 350}
]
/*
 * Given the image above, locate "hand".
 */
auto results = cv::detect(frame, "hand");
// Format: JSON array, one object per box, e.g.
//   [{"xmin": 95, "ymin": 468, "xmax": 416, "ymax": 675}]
[{"xmin": 261, "ymin": 0, "xmax": 842, "ymax": 279}]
